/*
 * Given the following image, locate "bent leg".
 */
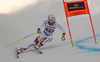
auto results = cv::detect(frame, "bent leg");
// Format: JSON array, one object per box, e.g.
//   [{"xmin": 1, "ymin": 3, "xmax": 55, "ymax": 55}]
[
  {"xmin": 22, "ymin": 42, "xmax": 36, "ymax": 50},
  {"xmin": 18, "ymin": 42, "xmax": 36, "ymax": 54},
  {"xmin": 39, "ymin": 35, "xmax": 53, "ymax": 47},
  {"xmin": 34, "ymin": 32, "xmax": 47, "ymax": 45}
]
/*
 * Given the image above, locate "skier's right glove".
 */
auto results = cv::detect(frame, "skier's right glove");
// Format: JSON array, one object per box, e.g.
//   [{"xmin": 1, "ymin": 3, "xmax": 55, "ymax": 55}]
[
  {"xmin": 37, "ymin": 28, "xmax": 41, "ymax": 34},
  {"xmin": 62, "ymin": 33, "xmax": 66, "ymax": 41},
  {"xmin": 62, "ymin": 35, "xmax": 66, "ymax": 41}
]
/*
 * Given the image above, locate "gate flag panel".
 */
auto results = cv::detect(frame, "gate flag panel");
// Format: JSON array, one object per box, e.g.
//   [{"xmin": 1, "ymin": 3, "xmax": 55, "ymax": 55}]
[{"xmin": 63, "ymin": 0, "xmax": 97, "ymax": 47}]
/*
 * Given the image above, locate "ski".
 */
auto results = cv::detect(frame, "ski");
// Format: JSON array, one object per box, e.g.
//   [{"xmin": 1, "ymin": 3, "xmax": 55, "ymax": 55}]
[
  {"xmin": 16, "ymin": 47, "xmax": 42, "ymax": 58},
  {"xmin": 16, "ymin": 48, "xmax": 19, "ymax": 58},
  {"xmin": 37, "ymin": 49, "xmax": 42, "ymax": 54},
  {"xmin": 34, "ymin": 47, "xmax": 42, "ymax": 54}
]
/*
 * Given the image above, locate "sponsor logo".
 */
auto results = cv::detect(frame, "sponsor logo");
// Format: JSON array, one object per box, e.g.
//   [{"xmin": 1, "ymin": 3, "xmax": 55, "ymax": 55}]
[
  {"xmin": 67, "ymin": 2, "xmax": 85, "ymax": 11},
  {"xmin": 74, "ymin": 4, "xmax": 79, "ymax": 7}
]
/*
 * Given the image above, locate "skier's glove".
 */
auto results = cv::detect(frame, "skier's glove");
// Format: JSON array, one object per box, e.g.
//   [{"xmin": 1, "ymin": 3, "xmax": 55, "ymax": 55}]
[
  {"xmin": 37, "ymin": 28, "xmax": 41, "ymax": 34},
  {"xmin": 62, "ymin": 35, "xmax": 66, "ymax": 41},
  {"xmin": 37, "ymin": 30, "xmax": 41, "ymax": 34}
]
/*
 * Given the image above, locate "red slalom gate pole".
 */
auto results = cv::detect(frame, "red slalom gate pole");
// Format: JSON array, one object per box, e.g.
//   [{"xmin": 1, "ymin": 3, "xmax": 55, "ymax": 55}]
[
  {"xmin": 89, "ymin": 14, "xmax": 97, "ymax": 44},
  {"xmin": 63, "ymin": 0, "xmax": 74, "ymax": 47},
  {"xmin": 66, "ymin": 17, "xmax": 74, "ymax": 47},
  {"xmin": 86, "ymin": 0, "xmax": 97, "ymax": 44}
]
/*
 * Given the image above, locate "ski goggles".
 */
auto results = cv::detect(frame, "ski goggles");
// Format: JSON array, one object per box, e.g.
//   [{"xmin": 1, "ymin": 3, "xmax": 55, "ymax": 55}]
[{"xmin": 50, "ymin": 20, "xmax": 55, "ymax": 22}]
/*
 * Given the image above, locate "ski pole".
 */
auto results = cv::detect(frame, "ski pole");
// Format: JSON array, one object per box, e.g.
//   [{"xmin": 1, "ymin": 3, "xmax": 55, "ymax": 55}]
[{"xmin": 3, "ymin": 32, "xmax": 37, "ymax": 49}]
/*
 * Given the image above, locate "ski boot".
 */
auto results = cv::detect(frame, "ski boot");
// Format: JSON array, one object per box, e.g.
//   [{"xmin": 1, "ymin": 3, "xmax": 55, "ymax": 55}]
[
  {"xmin": 17, "ymin": 47, "xmax": 23, "ymax": 54},
  {"xmin": 34, "ymin": 44, "xmax": 41, "ymax": 49}
]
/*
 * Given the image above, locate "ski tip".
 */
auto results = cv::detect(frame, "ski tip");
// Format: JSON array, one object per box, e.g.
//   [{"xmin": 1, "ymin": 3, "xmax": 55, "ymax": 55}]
[
  {"xmin": 16, "ymin": 48, "xmax": 19, "ymax": 58},
  {"xmin": 40, "ymin": 51, "xmax": 42, "ymax": 54},
  {"xmin": 17, "ymin": 56, "xmax": 19, "ymax": 58}
]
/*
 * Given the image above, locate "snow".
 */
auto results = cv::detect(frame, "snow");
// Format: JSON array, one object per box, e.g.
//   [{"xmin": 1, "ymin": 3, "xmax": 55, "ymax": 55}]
[{"xmin": 0, "ymin": 0, "xmax": 100, "ymax": 62}]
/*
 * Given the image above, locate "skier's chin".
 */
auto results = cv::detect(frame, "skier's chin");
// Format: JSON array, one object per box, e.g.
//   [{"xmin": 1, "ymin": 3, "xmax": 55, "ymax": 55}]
[{"xmin": 50, "ymin": 23, "xmax": 54, "ymax": 25}]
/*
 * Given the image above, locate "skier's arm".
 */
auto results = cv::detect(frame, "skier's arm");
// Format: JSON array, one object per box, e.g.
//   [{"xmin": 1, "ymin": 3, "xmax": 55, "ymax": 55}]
[
  {"xmin": 56, "ymin": 23, "xmax": 66, "ymax": 41},
  {"xmin": 37, "ymin": 21, "xmax": 45, "ymax": 34},
  {"xmin": 56, "ymin": 23, "xmax": 66, "ymax": 35}
]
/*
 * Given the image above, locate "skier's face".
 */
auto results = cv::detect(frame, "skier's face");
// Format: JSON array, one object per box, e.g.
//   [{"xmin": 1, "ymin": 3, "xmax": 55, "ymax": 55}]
[{"xmin": 49, "ymin": 17, "xmax": 55, "ymax": 25}]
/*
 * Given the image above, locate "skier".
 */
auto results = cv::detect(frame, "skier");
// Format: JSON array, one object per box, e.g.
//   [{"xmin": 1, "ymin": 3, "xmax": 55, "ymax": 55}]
[{"xmin": 17, "ymin": 14, "xmax": 66, "ymax": 54}]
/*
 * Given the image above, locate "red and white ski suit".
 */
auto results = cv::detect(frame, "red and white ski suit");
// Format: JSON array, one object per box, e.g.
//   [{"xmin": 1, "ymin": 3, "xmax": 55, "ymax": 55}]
[{"xmin": 22, "ymin": 20, "xmax": 65, "ymax": 50}]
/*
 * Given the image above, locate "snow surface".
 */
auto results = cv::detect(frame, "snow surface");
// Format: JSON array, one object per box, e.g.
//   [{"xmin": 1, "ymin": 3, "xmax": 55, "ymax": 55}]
[{"xmin": 0, "ymin": 0, "xmax": 100, "ymax": 62}]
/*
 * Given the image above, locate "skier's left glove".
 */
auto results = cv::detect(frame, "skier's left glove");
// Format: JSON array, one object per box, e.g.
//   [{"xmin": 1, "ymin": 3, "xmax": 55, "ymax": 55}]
[{"xmin": 62, "ymin": 35, "xmax": 66, "ymax": 41}]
